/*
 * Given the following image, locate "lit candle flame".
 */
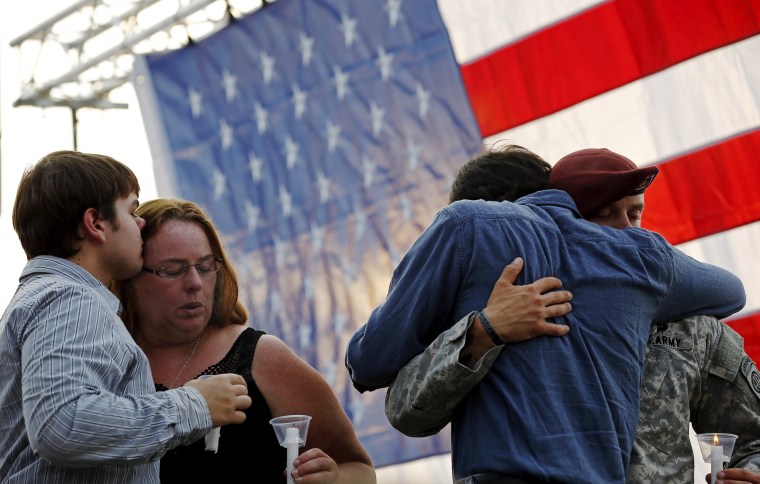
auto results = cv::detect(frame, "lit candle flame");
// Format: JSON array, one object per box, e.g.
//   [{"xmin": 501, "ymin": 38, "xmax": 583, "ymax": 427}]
[{"xmin": 713, "ymin": 434, "xmax": 720, "ymax": 446}]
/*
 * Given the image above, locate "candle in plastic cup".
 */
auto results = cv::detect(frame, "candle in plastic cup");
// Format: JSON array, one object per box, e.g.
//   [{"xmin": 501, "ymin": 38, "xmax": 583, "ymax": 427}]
[
  {"xmin": 695, "ymin": 433, "xmax": 738, "ymax": 484},
  {"xmin": 270, "ymin": 415, "xmax": 311, "ymax": 484}
]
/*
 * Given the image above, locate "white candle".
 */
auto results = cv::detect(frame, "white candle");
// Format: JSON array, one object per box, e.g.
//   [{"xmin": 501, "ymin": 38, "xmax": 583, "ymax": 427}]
[
  {"xmin": 204, "ymin": 426, "xmax": 220, "ymax": 453},
  {"xmin": 710, "ymin": 443, "xmax": 723, "ymax": 484},
  {"xmin": 284, "ymin": 426, "xmax": 300, "ymax": 484}
]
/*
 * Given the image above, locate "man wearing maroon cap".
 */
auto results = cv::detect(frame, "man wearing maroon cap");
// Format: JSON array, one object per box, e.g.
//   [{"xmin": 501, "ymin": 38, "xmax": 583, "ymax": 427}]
[
  {"xmin": 555, "ymin": 148, "xmax": 760, "ymax": 483},
  {"xmin": 347, "ymin": 146, "xmax": 748, "ymax": 482},
  {"xmin": 548, "ymin": 147, "xmax": 659, "ymax": 226}
]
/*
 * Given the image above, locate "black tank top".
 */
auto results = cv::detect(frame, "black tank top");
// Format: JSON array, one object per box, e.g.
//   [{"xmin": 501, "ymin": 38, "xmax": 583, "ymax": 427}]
[{"xmin": 158, "ymin": 328, "xmax": 287, "ymax": 483}]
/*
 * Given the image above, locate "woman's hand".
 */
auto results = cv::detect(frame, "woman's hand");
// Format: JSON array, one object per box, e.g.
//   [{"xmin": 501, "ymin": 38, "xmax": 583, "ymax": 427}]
[{"xmin": 290, "ymin": 447, "xmax": 338, "ymax": 483}]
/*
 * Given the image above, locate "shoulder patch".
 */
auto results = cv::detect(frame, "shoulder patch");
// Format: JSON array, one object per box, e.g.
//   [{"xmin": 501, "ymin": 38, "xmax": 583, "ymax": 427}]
[{"xmin": 741, "ymin": 356, "xmax": 760, "ymax": 399}]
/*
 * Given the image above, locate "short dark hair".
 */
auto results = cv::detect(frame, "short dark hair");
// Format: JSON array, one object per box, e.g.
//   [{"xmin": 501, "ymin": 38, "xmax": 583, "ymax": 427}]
[
  {"xmin": 12, "ymin": 150, "xmax": 140, "ymax": 259},
  {"xmin": 450, "ymin": 143, "xmax": 551, "ymax": 203}
]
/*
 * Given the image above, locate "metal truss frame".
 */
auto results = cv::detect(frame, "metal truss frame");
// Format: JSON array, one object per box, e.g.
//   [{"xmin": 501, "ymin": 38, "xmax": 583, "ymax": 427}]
[{"xmin": 9, "ymin": 0, "xmax": 268, "ymax": 111}]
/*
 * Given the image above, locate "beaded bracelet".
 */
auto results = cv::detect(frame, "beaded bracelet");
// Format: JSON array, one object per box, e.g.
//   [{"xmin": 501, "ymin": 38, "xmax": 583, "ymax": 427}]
[{"xmin": 478, "ymin": 310, "xmax": 505, "ymax": 345}]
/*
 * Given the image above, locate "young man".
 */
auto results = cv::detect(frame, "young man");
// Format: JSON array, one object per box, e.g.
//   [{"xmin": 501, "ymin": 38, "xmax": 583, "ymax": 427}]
[
  {"xmin": 345, "ymin": 145, "xmax": 746, "ymax": 482},
  {"xmin": 0, "ymin": 151, "xmax": 251, "ymax": 483},
  {"xmin": 384, "ymin": 147, "xmax": 760, "ymax": 483}
]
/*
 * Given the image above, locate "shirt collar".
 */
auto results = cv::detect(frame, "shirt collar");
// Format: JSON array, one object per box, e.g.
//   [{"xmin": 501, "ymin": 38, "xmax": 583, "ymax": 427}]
[
  {"xmin": 20, "ymin": 255, "xmax": 120, "ymax": 312},
  {"xmin": 518, "ymin": 189, "xmax": 582, "ymax": 218}
]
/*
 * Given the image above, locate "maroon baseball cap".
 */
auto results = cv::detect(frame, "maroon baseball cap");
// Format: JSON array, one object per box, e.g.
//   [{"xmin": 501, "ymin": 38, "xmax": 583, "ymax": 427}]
[{"xmin": 548, "ymin": 148, "xmax": 659, "ymax": 218}]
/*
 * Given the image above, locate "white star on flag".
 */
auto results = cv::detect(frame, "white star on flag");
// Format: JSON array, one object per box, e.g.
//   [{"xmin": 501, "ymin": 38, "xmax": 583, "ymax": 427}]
[
  {"xmin": 310, "ymin": 224, "xmax": 325, "ymax": 252},
  {"xmin": 260, "ymin": 51, "xmax": 276, "ymax": 85},
  {"xmin": 325, "ymin": 119, "xmax": 341, "ymax": 153},
  {"xmin": 278, "ymin": 185, "xmax": 293, "ymax": 218},
  {"xmin": 222, "ymin": 70, "xmax": 237, "ymax": 102},
  {"xmin": 188, "ymin": 87, "xmax": 202, "ymax": 118},
  {"xmin": 291, "ymin": 84, "xmax": 308, "ymax": 119},
  {"xmin": 212, "ymin": 168, "xmax": 226, "ymax": 201},
  {"xmin": 248, "ymin": 152, "xmax": 264, "ymax": 182},
  {"xmin": 273, "ymin": 236, "xmax": 287, "ymax": 268},
  {"xmin": 385, "ymin": 0, "xmax": 404, "ymax": 28},
  {"xmin": 316, "ymin": 170, "xmax": 331, "ymax": 203},
  {"xmin": 244, "ymin": 200, "xmax": 260, "ymax": 232},
  {"xmin": 339, "ymin": 12, "xmax": 357, "ymax": 47},
  {"xmin": 369, "ymin": 102, "xmax": 385, "ymax": 136},
  {"xmin": 299, "ymin": 32, "xmax": 315, "ymax": 66},
  {"xmin": 376, "ymin": 47, "xmax": 394, "ymax": 81},
  {"xmin": 253, "ymin": 102, "xmax": 268, "ymax": 134},
  {"xmin": 219, "ymin": 118, "xmax": 233, "ymax": 150},
  {"xmin": 332, "ymin": 65, "xmax": 350, "ymax": 101},
  {"xmin": 283, "ymin": 135, "xmax": 299, "ymax": 170},
  {"xmin": 415, "ymin": 82, "xmax": 430, "ymax": 118},
  {"xmin": 353, "ymin": 205, "xmax": 368, "ymax": 239},
  {"xmin": 361, "ymin": 155, "xmax": 375, "ymax": 188}
]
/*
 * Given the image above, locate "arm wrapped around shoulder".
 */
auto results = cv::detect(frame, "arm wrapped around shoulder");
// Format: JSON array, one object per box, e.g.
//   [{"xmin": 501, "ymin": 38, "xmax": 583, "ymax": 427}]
[{"xmin": 658, "ymin": 244, "xmax": 746, "ymax": 323}]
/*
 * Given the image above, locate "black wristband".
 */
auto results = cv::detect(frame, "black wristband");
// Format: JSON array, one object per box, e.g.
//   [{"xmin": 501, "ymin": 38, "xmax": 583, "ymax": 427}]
[{"xmin": 478, "ymin": 310, "xmax": 505, "ymax": 345}]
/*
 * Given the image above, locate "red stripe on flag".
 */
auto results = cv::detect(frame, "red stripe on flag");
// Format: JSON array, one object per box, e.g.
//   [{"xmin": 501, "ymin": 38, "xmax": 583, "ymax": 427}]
[
  {"xmin": 641, "ymin": 129, "xmax": 760, "ymax": 244},
  {"xmin": 727, "ymin": 311, "xmax": 760, "ymax": 364},
  {"xmin": 461, "ymin": 0, "xmax": 760, "ymax": 137}
]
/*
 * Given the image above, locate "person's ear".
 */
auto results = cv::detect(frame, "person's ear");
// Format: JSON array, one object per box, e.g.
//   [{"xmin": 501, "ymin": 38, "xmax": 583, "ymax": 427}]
[{"xmin": 81, "ymin": 207, "xmax": 107, "ymax": 243}]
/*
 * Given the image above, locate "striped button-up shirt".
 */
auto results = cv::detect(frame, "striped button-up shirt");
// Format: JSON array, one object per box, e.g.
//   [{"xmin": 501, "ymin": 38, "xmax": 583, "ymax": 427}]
[{"xmin": 0, "ymin": 256, "xmax": 210, "ymax": 483}]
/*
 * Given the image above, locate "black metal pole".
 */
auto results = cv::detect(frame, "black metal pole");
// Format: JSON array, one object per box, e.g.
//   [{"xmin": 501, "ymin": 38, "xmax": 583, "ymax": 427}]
[{"xmin": 71, "ymin": 107, "xmax": 78, "ymax": 151}]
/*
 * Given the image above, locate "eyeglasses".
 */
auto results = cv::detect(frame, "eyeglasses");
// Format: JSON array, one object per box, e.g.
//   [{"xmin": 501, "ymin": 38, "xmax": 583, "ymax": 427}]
[{"xmin": 142, "ymin": 255, "xmax": 224, "ymax": 280}]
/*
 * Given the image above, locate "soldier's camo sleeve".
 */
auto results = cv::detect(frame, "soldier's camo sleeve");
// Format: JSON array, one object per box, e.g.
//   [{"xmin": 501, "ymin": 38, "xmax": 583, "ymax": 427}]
[
  {"xmin": 384, "ymin": 312, "xmax": 503, "ymax": 437},
  {"xmin": 695, "ymin": 323, "xmax": 760, "ymax": 471}
]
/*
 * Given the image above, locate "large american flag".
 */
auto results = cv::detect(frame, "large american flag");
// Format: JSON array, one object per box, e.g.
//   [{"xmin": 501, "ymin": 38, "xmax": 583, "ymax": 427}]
[{"xmin": 133, "ymin": 0, "xmax": 760, "ymax": 469}]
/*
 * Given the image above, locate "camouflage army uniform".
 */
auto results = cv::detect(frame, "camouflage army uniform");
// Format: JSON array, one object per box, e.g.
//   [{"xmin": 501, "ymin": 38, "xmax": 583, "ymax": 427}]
[
  {"xmin": 385, "ymin": 313, "xmax": 760, "ymax": 482},
  {"xmin": 630, "ymin": 314, "xmax": 760, "ymax": 482}
]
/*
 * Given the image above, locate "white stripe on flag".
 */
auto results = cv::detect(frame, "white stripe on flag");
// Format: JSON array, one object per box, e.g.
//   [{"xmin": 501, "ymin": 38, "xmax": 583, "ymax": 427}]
[
  {"xmin": 484, "ymin": 35, "xmax": 760, "ymax": 166},
  {"xmin": 439, "ymin": 0, "xmax": 604, "ymax": 63},
  {"xmin": 678, "ymin": 221, "xmax": 760, "ymax": 321}
]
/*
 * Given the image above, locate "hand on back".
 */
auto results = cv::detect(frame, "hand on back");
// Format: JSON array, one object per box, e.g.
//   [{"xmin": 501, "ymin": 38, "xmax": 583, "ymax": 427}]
[{"xmin": 485, "ymin": 257, "xmax": 572, "ymax": 343}]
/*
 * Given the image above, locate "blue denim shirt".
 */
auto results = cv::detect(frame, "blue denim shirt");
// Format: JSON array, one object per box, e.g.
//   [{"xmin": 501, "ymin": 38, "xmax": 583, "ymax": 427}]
[{"xmin": 346, "ymin": 190, "xmax": 745, "ymax": 483}]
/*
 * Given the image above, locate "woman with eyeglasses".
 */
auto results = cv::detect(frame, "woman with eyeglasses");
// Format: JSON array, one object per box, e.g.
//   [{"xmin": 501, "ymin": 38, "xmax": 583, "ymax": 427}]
[{"xmin": 111, "ymin": 198, "xmax": 375, "ymax": 484}]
